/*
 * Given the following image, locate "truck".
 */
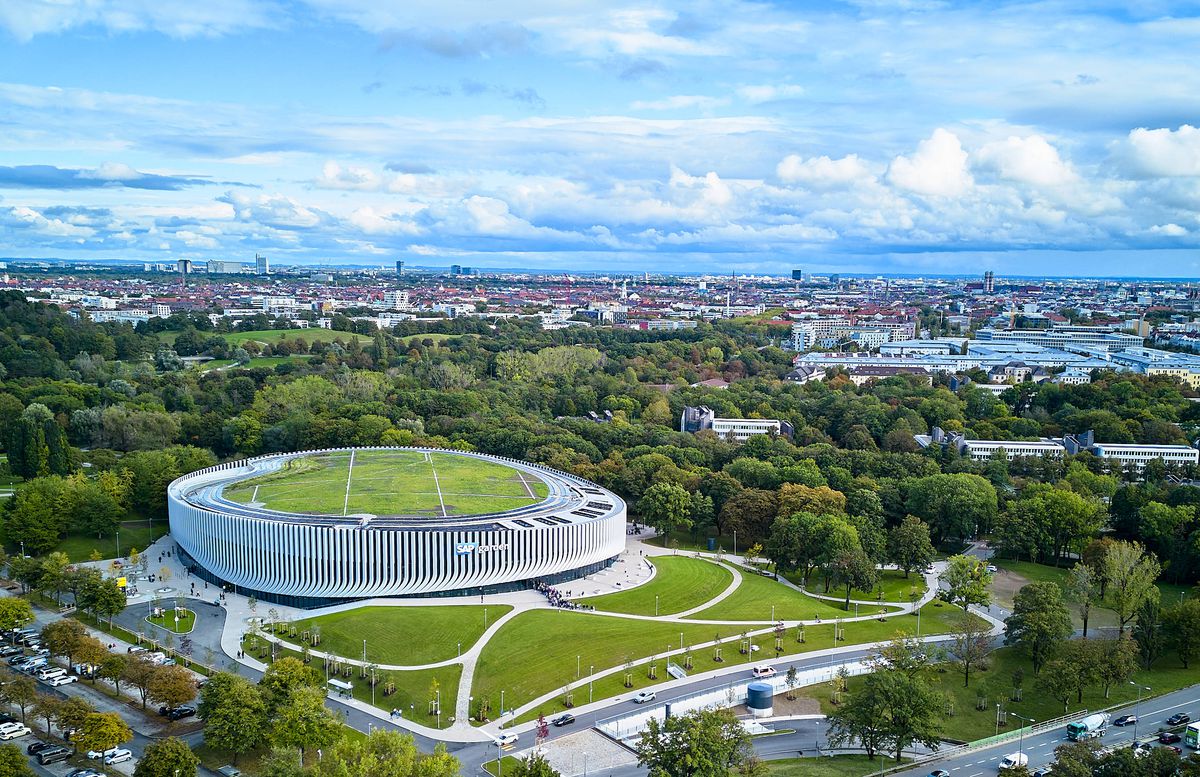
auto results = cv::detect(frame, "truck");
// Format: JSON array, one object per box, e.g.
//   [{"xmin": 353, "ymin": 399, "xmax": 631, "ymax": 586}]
[
  {"xmin": 1185, "ymin": 722, "xmax": 1200, "ymax": 749},
  {"xmin": 1066, "ymin": 712, "xmax": 1110, "ymax": 741}
]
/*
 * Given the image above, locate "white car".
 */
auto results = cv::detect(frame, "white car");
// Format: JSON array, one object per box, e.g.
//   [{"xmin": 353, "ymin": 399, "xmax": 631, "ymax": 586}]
[
  {"xmin": 633, "ymin": 691, "xmax": 656, "ymax": 704},
  {"xmin": 751, "ymin": 666, "xmax": 777, "ymax": 679},
  {"xmin": 493, "ymin": 732, "xmax": 518, "ymax": 748},
  {"xmin": 986, "ymin": 564, "xmax": 998, "ymax": 573},
  {"xmin": 104, "ymin": 748, "xmax": 133, "ymax": 765},
  {"xmin": 87, "ymin": 747, "xmax": 121, "ymax": 760},
  {"xmin": 46, "ymin": 674, "xmax": 78, "ymax": 687},
  {"xmin": 0, "ymin": 723, "xmax": 30, "ymax": 740},
  {"xmin": 998, "ymin": 752, "xmax": 1028, "ymax": 770}
]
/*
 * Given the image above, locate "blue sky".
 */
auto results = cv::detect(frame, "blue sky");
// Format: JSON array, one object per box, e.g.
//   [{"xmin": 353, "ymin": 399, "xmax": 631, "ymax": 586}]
[{"xmin": 2, "ymin": 1, "xmax": 1200, "ymax": 276}]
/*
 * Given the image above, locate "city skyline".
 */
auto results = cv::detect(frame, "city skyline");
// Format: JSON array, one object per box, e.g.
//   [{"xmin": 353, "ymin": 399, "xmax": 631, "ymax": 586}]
[{"xmin": 2, "ymin": 1, "xmax": 1200, "ymax": 277}]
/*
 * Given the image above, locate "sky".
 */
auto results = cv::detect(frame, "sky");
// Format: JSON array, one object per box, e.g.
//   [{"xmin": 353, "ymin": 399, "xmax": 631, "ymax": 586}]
[{"xmin": 2, "ymin": 1, "xmax": 1200, "ymax": 276}]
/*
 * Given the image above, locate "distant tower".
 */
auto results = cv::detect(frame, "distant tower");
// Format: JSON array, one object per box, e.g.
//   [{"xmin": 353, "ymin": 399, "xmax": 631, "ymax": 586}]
[
  {"xmin": 450, "ymin": 264, "xmax": 463, "ymax": 276},
  {"xmin": 396, "ymin": 260, "xmax": 405, "ymax": 276},
  {"xmin": 792, "ymin": 269, "xmax": 803, "ymax": 281},
  {"xmin": 984, "ymin": 270, "xmax": 995, "ymax": 294},
  {"xmin": 621, "ymin": 279, "xmax": 628, "ymax": 300},
  {"xmin": 255, "ymin": 253, "xmax": 270, "ymax": 275}
]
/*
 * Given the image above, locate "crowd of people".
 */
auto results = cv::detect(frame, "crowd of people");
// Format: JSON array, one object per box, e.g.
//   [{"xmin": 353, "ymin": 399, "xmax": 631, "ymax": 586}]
[{"xmin": 532, "ymin": 579, "xmax": 594, "ymax": 611}]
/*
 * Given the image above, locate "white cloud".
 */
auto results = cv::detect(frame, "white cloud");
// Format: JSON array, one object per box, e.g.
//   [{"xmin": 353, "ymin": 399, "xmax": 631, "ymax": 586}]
[
  {"xmin": 630, "ymin": 95, "xmax": 729, "ymax": 111},
  {"xmin": 1122, "ymin": 125, "xmax": 1200, "ymax": 178},
  {"xmin": 777, "ymin": 154, "xmax": 872, "ymax": 187},
  {"xmin": 0, "ymin": 0, "xmax": 274, "ymax": 41},
  {"xmin": 736, "ymin": 84, "xmax": 805, "ymax": 103},
  {"xmin": 317, "ymin": 161, "xmax": 381, "ymax": 191},
  {"xmin": 887, "ymin": 128, "xmax": 973, "ymax": 197},
  {"xmin": 975, "ymin": 135, "xmax": 1077, "ymax": 187},
  {"xmin": 1149, "ymin": 223, "xmax": 1188, "ymax": 236}
]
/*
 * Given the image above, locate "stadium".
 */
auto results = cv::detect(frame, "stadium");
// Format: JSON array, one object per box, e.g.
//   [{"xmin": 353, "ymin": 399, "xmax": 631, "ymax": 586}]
[{"xmin": 167, "ymin": 448, "xmax": 627, "ymax": 608}]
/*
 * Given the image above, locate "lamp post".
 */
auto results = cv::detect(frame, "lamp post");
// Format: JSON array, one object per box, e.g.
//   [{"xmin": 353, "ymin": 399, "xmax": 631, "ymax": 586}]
[
  {"xmin": 371, "ymin": 666, "xmax": 376, "ymax": 708},
  {"xmin": 655, "ymin": 595, "xmax": 659, "ymax": 617},
  {"xmin": 590, "ymin": 664, "xmax": 594, "ymax": 703},
  {"xmin": 436, "ymin": 689, "xmax": 441, "ymax": 729},
  {"xmin": 1131, "ymin": 682, "xmax": 1150, "ymax": 742},
  {"xmin": 501, "ymin": 689, "xmax": 505, "ymax": 717},
  {"xmin": 1011, "ymin": 713, "xmax": 1034, "ymax": 767},
  {"xmin": 484, "ymin": 607, "xmax": 489, "ymax": 629},
  {"xmin": 577, "ymin": 654, "xmax": 581, "ymax": 680},
  {"xmin": 583, "ymin": 751, "xmax": 589, "ymax": 777},
  {"xmin": 995, "ymin": 703, "xmax": 1001, "ymax": 736},
  {"xmin": 916, "ymin": 606, "xmax": 921, "ymax": 636},
  {"xmin": 733, "ymin": 530, "xmax": 737, "ymax": 559}
]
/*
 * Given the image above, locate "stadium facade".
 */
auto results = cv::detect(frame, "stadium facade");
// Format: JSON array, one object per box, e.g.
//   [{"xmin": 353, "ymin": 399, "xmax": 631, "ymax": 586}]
[{"xmin": 168, "ymin": 448, "xmax": 627, "ymax": 607}]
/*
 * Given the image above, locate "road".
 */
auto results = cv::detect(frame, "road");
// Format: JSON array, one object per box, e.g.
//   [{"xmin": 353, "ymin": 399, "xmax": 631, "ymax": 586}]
[{"xmin": 891, "ymin": 683, "xmax": 1200, "ymax": 776}]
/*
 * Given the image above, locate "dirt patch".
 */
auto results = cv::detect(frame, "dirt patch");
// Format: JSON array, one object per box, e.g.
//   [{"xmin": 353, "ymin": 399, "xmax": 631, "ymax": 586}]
[{"xmin": 989, "ymin": 567, "xmax": 1028, "ymax": 611}]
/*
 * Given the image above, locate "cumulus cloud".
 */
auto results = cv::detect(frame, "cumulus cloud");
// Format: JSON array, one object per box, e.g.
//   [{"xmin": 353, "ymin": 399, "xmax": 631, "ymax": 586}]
[
  {"xmin": 887, "ymin": 129, "xmax": 973, "ymax": 197},
  {"xmin": 630, "ymin": 94, "xmax": 728, "ymax": 111},
  {"xmin": 1149, "ymin": 223, "xmax": 1188, "ymax": 236},
  {"xmin": 1122, "ymin": 125, "xmax": 1200, "ymax": 178},
  {"xmin": 777, "ymin": 154, "xmax": 871, "ymax": 187},
  {"xmin": 975, "ymin": 135, "xmax": 1077, "ymax": 187},
  {"xmin": 736, "ymin": 84, "xmax": 805, "ymax": 103}
]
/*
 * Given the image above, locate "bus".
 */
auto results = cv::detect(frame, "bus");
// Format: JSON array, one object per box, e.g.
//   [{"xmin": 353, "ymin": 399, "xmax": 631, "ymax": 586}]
[{"xmin": 1185, "ymin": 722, "xmax": 1200, "ymax": 749}]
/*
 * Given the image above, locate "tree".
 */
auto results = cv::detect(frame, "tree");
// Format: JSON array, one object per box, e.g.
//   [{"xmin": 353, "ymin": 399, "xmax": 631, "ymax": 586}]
[
  {"xmin": 305, "ymin": 730, "xmax": 460, "ymax": 777},
  {"xmin": 122, "ymin": 655, "xmax": 160, "ymax": 709},
  {"xmin": 77, "ymin": 575, "xmax": 127, "ymax": 627},
  {"xmin": 507, "ymin": 752, "xmax": 561, "ymax": 777},
  {"xmin": 148, "ymin": 664, "xmax": 197, "ymax": 709},
  {"xmin": 261, "ymin": 656, "xmax": 323, "ymax": 707},
  {"xmin": 76, "ymin": 711, "xmax": 133, "ymax": 755},
  {"xmin": 952, "ymin": 610, "xmax": 992, "ymax": 688},
  {"xmin": 56, "ymin": 696, "xmax": 96, "ymax": 745},
  {"xmin": 875, "ymin": 669, "xmax": 944, "ymax": 762},
  {"xmin": 98, "ymin": 654, "xmax": 127, "ymax": 693},
  {"xmin": 1133, "ymin": 597, "xmax": 1165, "ymax": 669},
  {"xmin": 0, "ymin": 743, "xmax": 34, "ymax": 777},
  {"xmin": 826, "ymin": 672, "xmax": 890, "ymax": 760},
  {"xmin": 635, "ymin": 708, "xmax": 754, "ymax": 777},
  {"xmin": 1038, "ymin": 656, "xmax": 1077, "ymax": 713},
  {"xmin": 37, "ymin": 551, "xmax": 71, "ymax": 604},
  {"xmin": 1064, "ymin": 563, "xmax": 1099, "ymax": 638},
  {"xmin": 4, "ymin": 675, "xmax": 36, "ymax": 721},
  {"xmin": 720, "ymin": 489, "xmax": 779, "ymax": 547},
  {"xmin": 1096, "ymin": 635, "xmax": 1139, "ymax": 698},
  {"xmin": 199, "ymin": 673, "xmax": 269, "ymax": 764},
  {"xmin": 941, "ymin": 555, "xmax": 992, "ymax": 610},
  {"xmin": 40, "ymin": 619, "xmax": 86, "ymax": 666},
  {"xmin": 1059, "ymin": 639, "xmax": 1102, "ymax": 704},
  {"xmin": 1005, "ymin": 582, "xmax": 1073, "ymax": 674},
  {"xmin": 887, "ymin": 516, "xmax": 936, "ymax": 579},
  {"xmin": 134, "ymin": 737, "xmax": 201, "ymax": 777},
  {"xmin": 0, "ymin": 598, "xmax": 34, "ymax": 632},
  {"xmin": 638, "ymin": 483, "xmax": 692, "ymax": 538},
  {"xmin": 905, "ymin": 473, "xmax": 997, "ymax": 544},
  {"xmin": 1164, "ymin": 598, "xmax": 1200, "ymax": 669},
  {"xmin": 32, "ymin": 694, "xmax": 63, "ymax": 738},
  {"xmin": 868, "ymin": 635, "xmax": 940, "ymax": 679},
  {"xmin": 1103, "ymin": 541, "xmax": 1162, "ymax": 632},
  {"xmin": 828, "ymin": 546, "xmax": 877, "ymax": 611},
  {"xmin": 269, "ymin": 686, "xmax": 341, "ymax": 765}
]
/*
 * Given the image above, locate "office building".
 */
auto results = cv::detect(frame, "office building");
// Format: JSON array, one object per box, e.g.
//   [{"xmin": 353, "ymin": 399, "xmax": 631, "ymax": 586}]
[
  {"xmin": 255, "ymin": 253, "xmax": 270, "ymax": 275},
  {"xmin": 680, "ymin": 406, "xmax": 793, "ymax": 442}
]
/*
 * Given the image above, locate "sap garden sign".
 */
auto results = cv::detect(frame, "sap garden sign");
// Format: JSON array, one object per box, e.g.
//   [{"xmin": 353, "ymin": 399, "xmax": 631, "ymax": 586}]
[{"xmin": 455, "ymin": 542, "xmax": 511, "ymax": 556}]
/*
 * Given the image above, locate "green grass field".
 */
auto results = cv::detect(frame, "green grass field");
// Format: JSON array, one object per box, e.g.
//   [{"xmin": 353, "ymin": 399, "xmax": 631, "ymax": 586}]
[
  {"xmin": 222, "ymin": 449, "xmax": 549, "ymax": 517},
  {"xmin": 291, "ymin": 605, "xmax": 511, "ymax": 666},
  {"xmin": 1, "ymin": 518, "xmax": 169, "ymax": 562},
  {"xmin": 817, "ymin": 644, "xmax": 1200, "ymax": 743},
  {"xmin": 764, "ymin": 755, "xmax": 909, "ymax": 776},
  {"xmin": 783, "ymin": 568, "xmax": 927, "ymax": 603},
  {"xmin": 686, "ymin": 565, "xmax": 903, "ymax": 622},
  {"xmin": 158, "ymin": 328, "xmax": 367, "ymax": 347},
  {"xmin": 580, "ymin": 556, "xmax": 733, "ymax": 615},
  {"xmin": 147, "ymin": 608, "xmax": 196, "ymax": 634},
  {"xmin": 482, "ymin": 603, "xmax": 973, "ymax": 724},
  {"xmin": 993, "ymin": 559, "xmax": 1193, "ymax": 629}
]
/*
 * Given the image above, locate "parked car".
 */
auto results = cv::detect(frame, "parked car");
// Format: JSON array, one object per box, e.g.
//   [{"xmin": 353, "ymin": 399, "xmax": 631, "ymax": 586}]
[
  {"xmin": 1113, "ymin": 714, "xmax": 1137, "ymax": 726},
  {"xmin": 1032, "ymin": 768, "xmax": 1054, "ymax": 777},
  {"xmin": 215, "ymin": 767, "xmax": 242, "ymax": 777},
  {"xmin": 104, "ymin": 748, "xmax": 133, "ymax": 765},
  {"xmin": 632, "ymin": 691, "xmax": 656, "ymax": 704},
  {"xmin": 67, "ymin": 770, "xmax": 105, "ymax": 777},
  {"xmin": 26, "ymin": 740, "xmax": 55, "ymax": 755},
  {"xmin": 998, "ymin": 753, "xmax": 1029, "ymax": 770},
  {"xmin": 37, "ymin": 746, "xmax": 72, "ymax": 765},
  {"xmin": 1159, "ymin": 732, "xmax": 1181, "ymax": 744},
  {"xmin": 1167, "ymin": 713, "xmax": 1191, "ymax": 726},
  {"xmin": 551, "ymin": 713, "xmax": 575, "ymax": 727},
  {"xmin": 166, "ymin": 705, "xmax": 196, "ymax": 721},
  {"xmin": 1166, "ymin": 745, "xmax": 1183, "ymax": 755},
  {"xmin": 0, "ymin": 723, "xmax": 31, "ymax": 740},
  {"xmin": 47, "ymin": 675, "xmax": 78, "ymax": 687},
  {"xmin": 927, "ymin": 770, "xmax": 951, "ymax": 777},
  {"xmin": 36, "ymin": 667, "xmax": 66, "ymax": 681},
  {"xmin": 493, "ymin": 732, "xmax": 518, "ymax": 747},
  {"xmin": 986, "ymin": 564, "xmax": 998, "ymax": 572},
  {"xmin": 87, "ymin": 747, "xmax": 121, "ymax": 760}
]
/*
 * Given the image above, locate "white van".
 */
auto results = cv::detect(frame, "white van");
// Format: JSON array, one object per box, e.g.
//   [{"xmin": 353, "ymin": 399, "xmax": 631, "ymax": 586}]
[
  {"xmin": 751, "ymin": 665, "xmax": 777, "ymax": 679},
  {"xmin": 999, "ymin": 753, "xmax": 1029, "ymax": 770},
  {"xmin": 36, "ymin": 667, "xmax": 66, "ymax": 681}
]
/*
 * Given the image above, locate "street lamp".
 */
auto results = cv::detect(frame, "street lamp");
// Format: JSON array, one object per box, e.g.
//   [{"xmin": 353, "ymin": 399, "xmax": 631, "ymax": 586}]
[
  {"xmin": 577, "ymin": 654, "xmax": 581, "ymax": 680},
  {"xmin": 733, "ymin": 530, "xmax": 737, "ymax": 558},
  {"xmin": 583, "ymin": 751, "xmax": 589, "ymax": 777},
  {"xmin": 501, "ymin": 689, "xmax": 505, "ymax": 717},
  {"xmin": 1010, "ymin": 713, "xmax": 1034, "ymax": 766},
  {"xmin": 457, "ymin": 641, "xmax": 461, "ymax": 658},
  {"xmin": 1131, "ymin": 682, "xmax": 1150, "ymax": 741},
  {"xmin": 655, "ymin": 595, "xmax": 659, "ymax": 617},
  {"xmin": 995, "ymin": 703, "xmax": 1001, "ymax": 736}
]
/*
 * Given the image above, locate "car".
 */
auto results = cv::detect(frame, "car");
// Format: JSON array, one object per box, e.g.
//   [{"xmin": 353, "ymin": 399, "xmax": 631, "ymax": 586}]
[
  {"xmin": 215, "ymin": 767, "xmax": 243, "ymax": 777},
  {"xmin": 493, "ymin": 732, "xmax": 518, "ymax": 748},
  {"xmin": 632, "ymin": 691, "xmax": 656, "ymax": 704},
  {"xmin": 26, "ymin": 740, "xmax": 55, "ymax": 755},
  {"xmin": 36, "ymin": 667, "xmax": 66, "ymax": 681},
  {"xmin": 166, "ymin": 705, "xmax": 196, "ymax": 721},
  {"xmin": 47, "ymin": 674, "xmax": 78, "ymax": 687},
  {"xmin": 986, "ymin": 564, "xmax": 998, "ymax": 573},
  {"xmin": 1159, "ymin": 732, "xmax": 1181, "ymax": 744},
  {"xmin": 0, "ymin": 723, "xmax": 31, "ymax": 740},
  {"xmin": 751, "ymin": 665, "xmax": 777, "ymax": 679},
  {"xmin": 927, "ymin": 771, "xmax": 951, "ymax": 777},
  {"xmin": 87, "ymin": 747, "xmax": 121, "ymax": 760},
  {"xmin": 1114, "ymin": 714, "xmax": 1137, "ymax": 726},
  {"xmin": 104, "ymin": 748, "xmax": 133, "ymax": 765},
  {"xmin": 0, "ymin": 713, "xmax": 15, "ymax": 725},
  {"xmin": 37, "ymin": 746, "xmax": 72, "ymax": 765},
  {"xmin": 1166, "ymin": 713, "xmax": 1190, "ymax": 726},
  {"xmin": 0, "ymin": 646, "xmax": 23, "ymax": 657},
  {"xmin": 998, "ymin": 752, "xmax": 1029, "ymax": 770},
  {"xmin": 67, "ymin": 770, "xmax": 105, "ymax": 777},
  {"xmin": 1033, "ymin": 768, "xmax": 1054, "ymax": 777},
  {"xmin": 551, "ymin": 713, "xmax": 575, "ymax": 727},
  {"xmin": 1167, "ymin": 745, "xmax": 1183, "ymax": 755}
]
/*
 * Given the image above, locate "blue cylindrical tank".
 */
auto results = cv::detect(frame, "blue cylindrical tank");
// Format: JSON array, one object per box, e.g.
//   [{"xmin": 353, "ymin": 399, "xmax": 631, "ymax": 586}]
[{"xmin": 746, "ymin": 682, "xmax": 773, "ymax": 717}]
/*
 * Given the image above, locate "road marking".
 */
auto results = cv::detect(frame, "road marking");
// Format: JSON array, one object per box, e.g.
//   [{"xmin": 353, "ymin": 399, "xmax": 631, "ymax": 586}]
[
  {"xmin": 342, "ymin": 449, "xmax": 356, "ymax": 516},
  {"xmin": 428, "ymin": 454, "xmax": 448, "ymax": 518},
  {"xmin": 516, "ymin": 470, "xmax": 536, "ymax": 499}
]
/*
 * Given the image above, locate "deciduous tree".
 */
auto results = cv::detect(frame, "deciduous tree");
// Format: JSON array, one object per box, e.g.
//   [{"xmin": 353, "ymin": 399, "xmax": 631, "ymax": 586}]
[
  {"xmin": 1005, "ymin": 582, "xmax": 1073, "ymax": 674},
  {"xmin": 886, "ymin": 516, "xmax": 935, "ymax": 579},
  {"xmin": 133, "ymin": 736, "xmax": 200, "ymax": 777},
  {"xmin": 635, "ymin": 708, "xmax": 754, "ymax": 777}
]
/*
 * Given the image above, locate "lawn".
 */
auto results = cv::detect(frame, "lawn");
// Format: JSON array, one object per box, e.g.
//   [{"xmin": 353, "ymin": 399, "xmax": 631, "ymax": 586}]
[
  {"xmin": 289, "ymin": 604, "xmax": 510, "ymax": 666},
  {"xmin": 2, "ymin": 518, "xmax": 169, "ymax": 562},
  {"xmin": 763, "ymin": 755, "xmax": 910, "ymax": 776},
  {"xmin": 992, "ymin": 559, "xmax": 1194, "ymax": 629},
  {"xmin": 222, "ymin": 449, "xmax": 548, "ymax": 517},
  {"xmin": 147, "ymin": 607, "xmax": 196, "ymax": 634},
  {"xmin": 159, "ymin": 328, "xmax": 368, "ymax": 347},
  {"xmin": 783, "ymin": 568, "xmax": 927, "ymax": 604},
  {"xmin": 815, "ymin": 644, "xmax": 1200, "ymax": 743},
  {"xmin": 580, "ymin": 555, "xmax": 733, "ymax": 615},
  {"xmin": 242, "ymin": 632, "xmax": 462, "ymax": 730},
  {"xmin": 483, "ymin": 603, "xmax": 974, "ymax": 725},
  {"xmin": 687, "ymin": 565, "xmax": 903, "ymax": 622}
]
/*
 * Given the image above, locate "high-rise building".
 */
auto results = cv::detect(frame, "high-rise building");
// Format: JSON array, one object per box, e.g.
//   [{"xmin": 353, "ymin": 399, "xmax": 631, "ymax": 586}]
[
  {"xmin": 792, "ymin": 269, "xmax": 803, "ymax": 281},
  {"xmin": 984, "ymin": 270, "xmax": 995, "ymax": 294},
  {"xmin": 396, "ymin": 260, "xmax": 405, "ymax": 276},
  {"xmin": 829, "ymin": 274, "xmax": 840, "ymax": 285},
  {"xmin": 255, "ymin": 253, "xmax": 270, "ymax": 275},
  {"xmin": 450, "ymin": 264, "xmax": 463, "ymax": 275}
]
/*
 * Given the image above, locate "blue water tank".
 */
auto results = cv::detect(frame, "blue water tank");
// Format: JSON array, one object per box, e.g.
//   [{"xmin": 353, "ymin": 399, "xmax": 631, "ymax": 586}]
[{"xmin": 746, "ymin": 682, "xmax": 773, "ymax": 717}]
